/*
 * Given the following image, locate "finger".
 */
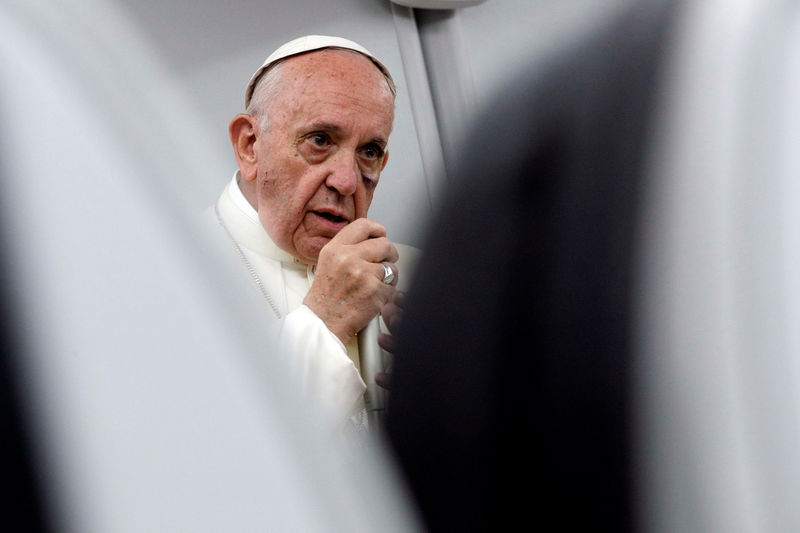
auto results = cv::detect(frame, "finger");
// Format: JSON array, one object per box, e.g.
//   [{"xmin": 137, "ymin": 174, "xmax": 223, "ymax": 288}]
[
  {"xmin": 382, "ymin": 291, "xmax": 406, "ymax": 311},
  {"xmin": 376, "ymin": 283, "xmax": 398, "ymax": 313},
  {"xmin": 392, "ymin": 290, "xmax": 406, "ymax": 306},
  {"xmin": 381, "ymin": 300, "xmax": 401, "ymax": 323},
  {"xmin": 375, "ymin": 371, "xmax": 392, "ymax": 390},
  {"xmin": 349, "ymin": 236, "xmax": 398, "ymax": 264},
  {"xmin": 381, "ymin": 303, "xmax": 403, "ymax": 334},
  {"xmin": 330, "ymin": 217, "xmax": 386, "ymax": 245},
  {"xmin": 377, "ymin": 332, "xmax": 395, "ymax": 353},
  {"xmin": 377, "ymin": 262, "xmax": 398, "ymax": 287}
]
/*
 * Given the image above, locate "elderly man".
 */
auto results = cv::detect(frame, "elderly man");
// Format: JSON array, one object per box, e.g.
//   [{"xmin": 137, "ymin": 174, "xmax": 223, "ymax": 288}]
[{"xmin": 208, "ymin": 35, "xmax": 414, "ymax": 434}]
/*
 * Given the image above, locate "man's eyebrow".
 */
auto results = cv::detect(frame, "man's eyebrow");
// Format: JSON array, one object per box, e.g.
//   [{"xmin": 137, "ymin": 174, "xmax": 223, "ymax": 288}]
[
  {"xmin": 368, "ymin": 136, "xmax": 388, "ymax": 148},
  {"xmin": 308, "ymin": 121, "xmax": 342, "ymax": 133},
  {"xmin": 307, "ymin": 122, "xmax": 387, "ymax": 147}
]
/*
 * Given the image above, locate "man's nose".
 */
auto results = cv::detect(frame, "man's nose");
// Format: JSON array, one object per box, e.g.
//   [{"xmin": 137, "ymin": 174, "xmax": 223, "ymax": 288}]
[{"xmin": 324, "ymin": 150, "xmax": 359, "ymax": 196}]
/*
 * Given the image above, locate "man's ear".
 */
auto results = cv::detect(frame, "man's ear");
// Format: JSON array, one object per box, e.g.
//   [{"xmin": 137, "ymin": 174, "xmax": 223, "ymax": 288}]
[
  {"xmin": 229, "ymin": 114, "xmax": 259, "ymax": 182},
  {"xmin": 381, "ymin": 149, "xmax": 389, "ymax": 172}
]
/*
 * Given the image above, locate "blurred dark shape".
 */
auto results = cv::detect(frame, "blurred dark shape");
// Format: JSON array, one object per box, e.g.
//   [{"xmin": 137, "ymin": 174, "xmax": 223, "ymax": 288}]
[
  {"xmin": 0, "ymin": 256, "xmax": 50, "ymax": 532},
  {"xmin": 385, "ymin": 0, "xmax": 676, "ymax": 530}
]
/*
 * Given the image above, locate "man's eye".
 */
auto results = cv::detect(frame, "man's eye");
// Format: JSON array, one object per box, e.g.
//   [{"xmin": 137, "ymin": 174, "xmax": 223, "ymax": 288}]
[
  {"xmin": 361, "ymin": 144, "xmax": 384, "ymax": 160},
  {"xmin": 308, "ymin": 133, "xmax": 330, "ymax": 147}
]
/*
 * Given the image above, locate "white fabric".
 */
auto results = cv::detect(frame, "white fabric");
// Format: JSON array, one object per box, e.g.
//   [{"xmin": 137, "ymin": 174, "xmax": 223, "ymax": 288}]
[
  {"xmin": 244, "ymin": 34, "xmax": 394, "ymax": 107},
  {"xmin": 208, "ymin": 172, "xmax": 368, "ymax": 430}
]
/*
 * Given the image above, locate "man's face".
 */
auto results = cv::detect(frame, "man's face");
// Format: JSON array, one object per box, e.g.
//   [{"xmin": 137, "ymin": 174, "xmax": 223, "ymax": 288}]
[{"xmin": 252, "ymin": 49, "xmax": 394, "ymax": 265}]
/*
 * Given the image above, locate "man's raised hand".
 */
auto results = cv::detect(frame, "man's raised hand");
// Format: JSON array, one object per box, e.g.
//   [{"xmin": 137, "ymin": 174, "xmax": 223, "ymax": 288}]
[{"xmin": 303, "ymin": 218, "xmax": 398, "ymax": 344}]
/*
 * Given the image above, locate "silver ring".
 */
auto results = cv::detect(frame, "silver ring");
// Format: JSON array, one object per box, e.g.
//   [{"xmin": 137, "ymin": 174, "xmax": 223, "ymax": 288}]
[{"xmin": 381, "ymin": 263, "xmax": 395, "ymax": 285}]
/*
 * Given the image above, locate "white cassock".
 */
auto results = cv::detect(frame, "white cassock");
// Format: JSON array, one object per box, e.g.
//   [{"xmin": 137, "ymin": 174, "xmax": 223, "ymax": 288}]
[{"xmin": 206, "ymin": 171, "xmax": 418, "ymax": 434}]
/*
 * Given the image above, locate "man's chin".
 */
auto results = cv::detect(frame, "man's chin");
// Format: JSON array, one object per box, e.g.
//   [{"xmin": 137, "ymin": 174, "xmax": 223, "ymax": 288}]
[{"xmin": 294, "ymin": 237, "xmax": 331, "ymax": 265}]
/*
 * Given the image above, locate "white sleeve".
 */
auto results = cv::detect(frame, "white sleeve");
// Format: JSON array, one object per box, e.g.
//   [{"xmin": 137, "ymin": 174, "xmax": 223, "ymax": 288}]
[{"xmin": 278, "ymin": 305, "xmax": 366, "ymax": 426}]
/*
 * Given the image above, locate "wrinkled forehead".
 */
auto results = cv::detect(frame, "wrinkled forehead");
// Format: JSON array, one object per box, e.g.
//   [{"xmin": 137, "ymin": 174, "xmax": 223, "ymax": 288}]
[
  {"xmin": 261, "ymin": 51, "xmax": 396, "ymax": 127},
  {"xmin": 272, "ymin": 48, "xmax": 395, "ymax": 99}
]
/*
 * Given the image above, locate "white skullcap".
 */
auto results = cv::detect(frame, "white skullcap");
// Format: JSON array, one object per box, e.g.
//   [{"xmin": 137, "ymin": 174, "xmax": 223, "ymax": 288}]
[{"xmin": 244, "ymin": 35, "xmax": 395, "ymax": 108}]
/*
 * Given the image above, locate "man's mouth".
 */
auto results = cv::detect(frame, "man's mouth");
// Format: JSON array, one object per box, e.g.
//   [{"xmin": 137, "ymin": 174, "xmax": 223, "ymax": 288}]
[{"xmin": 316, "ymin": 211, "xmax": 347, "ymax": 223}]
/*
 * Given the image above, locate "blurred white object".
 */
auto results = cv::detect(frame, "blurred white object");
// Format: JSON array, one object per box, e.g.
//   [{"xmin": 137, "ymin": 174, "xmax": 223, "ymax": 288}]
[
  {"xmin": 635, "ymin": 0, "xmax": 800, "ymax": 531},
  {"xmin": 0, "ymin": 1, "xmax": 420, "ymax": 531}
]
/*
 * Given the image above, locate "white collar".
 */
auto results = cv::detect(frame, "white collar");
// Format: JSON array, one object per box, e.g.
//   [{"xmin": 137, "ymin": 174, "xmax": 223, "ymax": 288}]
[
  {"xmin": 221, "ymin": 171, "xmax": 306, "ymax": 268},
  {"xmin": 228, "ymin": 169, "xmax": 259, "ymax": 219}
]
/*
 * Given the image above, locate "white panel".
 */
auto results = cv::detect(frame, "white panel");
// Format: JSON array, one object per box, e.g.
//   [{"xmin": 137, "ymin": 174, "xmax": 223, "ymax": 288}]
[
  {"xmin": 390, "ymin": 4, "xmax": 447, "ymax": 211},
  {"xmin": 414, "ymin": 8, "xmax": 477, "ymax": 176}
]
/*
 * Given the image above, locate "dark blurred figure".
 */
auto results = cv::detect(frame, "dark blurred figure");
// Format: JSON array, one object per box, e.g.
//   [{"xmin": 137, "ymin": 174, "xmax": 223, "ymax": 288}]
[
  {"xmin": 385, "ymin": 0, "xmax": 677, "ymax": 531},
  {"xmin": 0, "ymin": 260, "xmax": 50, "ymax": 532}
]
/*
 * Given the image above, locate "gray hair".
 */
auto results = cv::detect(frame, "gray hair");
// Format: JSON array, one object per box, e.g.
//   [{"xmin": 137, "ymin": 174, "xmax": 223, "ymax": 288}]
[
  {"xmin": 245, "ymin": 47, "xmax": 396, "ymax": 132},
  {"xmin": 245, "ymin": 59, "xmax": 286, "ymax": 132}
]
